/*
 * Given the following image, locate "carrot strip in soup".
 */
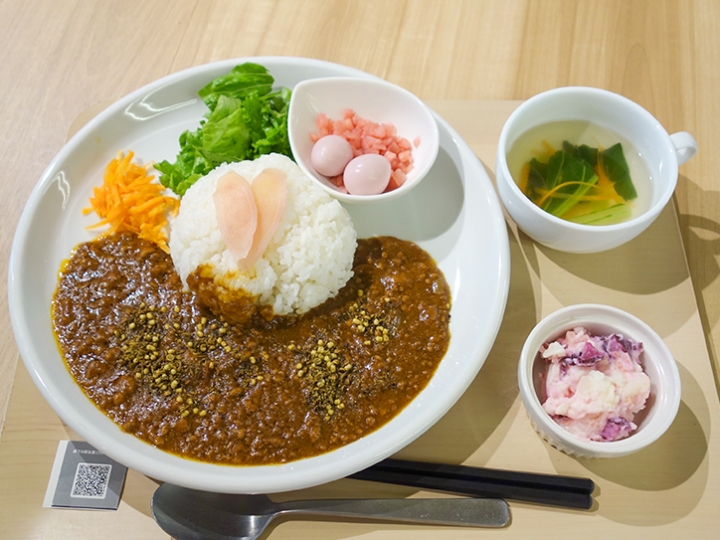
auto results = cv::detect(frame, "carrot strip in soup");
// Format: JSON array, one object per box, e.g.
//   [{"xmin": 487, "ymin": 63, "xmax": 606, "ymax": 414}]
[{"xmin": 519, "ymin": 162, "xmax": 530, "ymax": 194}]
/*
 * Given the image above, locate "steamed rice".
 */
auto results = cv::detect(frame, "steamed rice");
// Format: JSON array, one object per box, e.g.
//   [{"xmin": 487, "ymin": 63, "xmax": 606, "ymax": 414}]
[{"xmin": 169, "ymin": 153, "xmax": 357, "ymax": 316}]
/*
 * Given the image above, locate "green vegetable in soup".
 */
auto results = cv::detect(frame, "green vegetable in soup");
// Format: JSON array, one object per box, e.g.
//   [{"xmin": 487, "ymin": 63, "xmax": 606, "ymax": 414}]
[
  {"xmin": 601, "ymin": 143, "xmax": 638, "ymax": 201},
  {"xmin": 517, "ymin": 139, "xmax": 637, "ymax": 225},
  {"xmin": 155, "ymin": 63, "xmax": 292, "ymax": 196}
]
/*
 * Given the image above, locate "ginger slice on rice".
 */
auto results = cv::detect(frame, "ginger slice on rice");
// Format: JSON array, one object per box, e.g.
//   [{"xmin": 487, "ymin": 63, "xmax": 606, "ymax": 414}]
[
  {"xmin": 238, "ymin": 168, "xmax": 287, "ymax": 271},
  {"xmin": 213, "ymin": 171, "xmax": 257, "ymax": 262},
  {"xmin": 214, "ymin": 168, "xmax": 287, "ymax": 271}
]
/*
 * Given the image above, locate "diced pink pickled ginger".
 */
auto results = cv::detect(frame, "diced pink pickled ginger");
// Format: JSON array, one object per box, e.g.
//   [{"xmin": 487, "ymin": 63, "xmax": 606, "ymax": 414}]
[{"xmin": 310, "ymin": 109, "xmax": 415, "ymax": 193}]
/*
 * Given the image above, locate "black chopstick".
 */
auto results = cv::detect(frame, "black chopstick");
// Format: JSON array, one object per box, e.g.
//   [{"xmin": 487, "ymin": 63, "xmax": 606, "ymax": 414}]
[
  {"xmin": 348, "ymin": 458, "xmax": 594, "ymax": 510},
  {"xmin": 376, "ymin": 458, "xmax": 594, "ymax": 493}
]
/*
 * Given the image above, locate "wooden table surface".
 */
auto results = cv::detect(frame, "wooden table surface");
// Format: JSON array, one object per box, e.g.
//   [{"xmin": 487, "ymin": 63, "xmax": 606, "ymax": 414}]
[{"xmin": 2, "ymin": 1, "xmax": 720, "ymax": 538}]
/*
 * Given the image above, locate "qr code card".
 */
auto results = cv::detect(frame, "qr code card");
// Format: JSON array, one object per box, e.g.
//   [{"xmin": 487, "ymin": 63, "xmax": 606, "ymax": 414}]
[{"xmin": 43, "ymin": 440, "xmax": 128, "ymax": 510}]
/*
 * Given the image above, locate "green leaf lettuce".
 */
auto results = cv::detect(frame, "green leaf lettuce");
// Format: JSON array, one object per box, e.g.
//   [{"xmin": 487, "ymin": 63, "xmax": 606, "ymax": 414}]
[{"xmin": 156, "ymin": 63, "xmax": 292, "ymax": 196}]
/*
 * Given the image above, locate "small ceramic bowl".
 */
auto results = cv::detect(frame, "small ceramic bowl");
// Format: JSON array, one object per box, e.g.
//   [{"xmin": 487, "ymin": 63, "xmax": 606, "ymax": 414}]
[
  {"xmin": 288, "ymin": 76, "xmax": 439, "ymax": 204},
  {"xmin": 495, "ymin": 87, "xmax": 697, "ymax": 253},
  {"xmin": 517, "ymin": 304, "xmax": 681, "ymax": 458}
]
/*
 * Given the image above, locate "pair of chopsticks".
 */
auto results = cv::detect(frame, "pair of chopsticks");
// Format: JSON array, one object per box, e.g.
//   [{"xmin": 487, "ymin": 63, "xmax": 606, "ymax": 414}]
[{"xmin": 349, "ymin": 458, "xmax": 595, "ymax": 510}]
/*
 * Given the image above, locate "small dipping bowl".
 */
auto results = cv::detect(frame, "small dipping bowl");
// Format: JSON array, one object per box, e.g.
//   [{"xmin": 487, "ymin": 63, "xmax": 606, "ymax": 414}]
[
  {"xmin": 518, "ymin": 304, "xmax": 681, "ymax": 458},
  {"xmin": 496, "ymin": 87, "xmax": 698, "ymax": 253},
  {"xmin": 288, "ymin": 77, "xmax": 439, "ymax": 204}
]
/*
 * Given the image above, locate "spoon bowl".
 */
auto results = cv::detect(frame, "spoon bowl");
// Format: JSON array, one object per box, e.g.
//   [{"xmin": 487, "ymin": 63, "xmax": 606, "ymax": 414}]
[{"xmin": 151, "ymin": 483, "xmax": 510, "ymax": 540}]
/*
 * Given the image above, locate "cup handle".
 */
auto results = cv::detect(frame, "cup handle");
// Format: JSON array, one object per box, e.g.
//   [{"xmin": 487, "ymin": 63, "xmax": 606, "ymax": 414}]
[{"xmin": 669, "ymin": 131, "xmax": 698, "ymax": 166}]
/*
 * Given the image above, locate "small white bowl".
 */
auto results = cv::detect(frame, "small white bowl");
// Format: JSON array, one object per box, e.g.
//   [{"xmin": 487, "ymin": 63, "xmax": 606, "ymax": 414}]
[
  {"xmin": 517, "ymin": 304, "xmax": 681, "ymax": 458},
  {"xmin": 288, "ymin": 77, "xmax": 439, "ymax": 204},
  {"xmin": 495, "ymin": 87, "xmax": 697, "ymax": 253}
]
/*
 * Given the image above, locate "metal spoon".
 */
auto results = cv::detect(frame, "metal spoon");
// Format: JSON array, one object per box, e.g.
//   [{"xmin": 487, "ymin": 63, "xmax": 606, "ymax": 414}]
[{"xmin": 152, "ymin": 483, "xmax": 510, "ymax": 540}]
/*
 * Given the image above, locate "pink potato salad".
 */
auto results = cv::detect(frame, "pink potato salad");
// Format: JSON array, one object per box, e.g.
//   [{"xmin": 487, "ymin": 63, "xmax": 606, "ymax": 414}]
[{"xmin": 540, "ymin": 327, "xmax": 651, "ymax": 442}]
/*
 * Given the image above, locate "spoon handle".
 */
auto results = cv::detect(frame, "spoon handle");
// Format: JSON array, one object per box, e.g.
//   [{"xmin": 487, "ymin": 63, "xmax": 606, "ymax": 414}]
[{"xmin": 276, "ymin": 497, "xmax": 510, "ymax": 528}]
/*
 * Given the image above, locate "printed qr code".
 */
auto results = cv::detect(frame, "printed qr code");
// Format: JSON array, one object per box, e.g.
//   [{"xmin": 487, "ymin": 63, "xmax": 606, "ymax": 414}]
[{"xmin": 70, "ymin": 463, "xmax": 112, "ymax": 499}]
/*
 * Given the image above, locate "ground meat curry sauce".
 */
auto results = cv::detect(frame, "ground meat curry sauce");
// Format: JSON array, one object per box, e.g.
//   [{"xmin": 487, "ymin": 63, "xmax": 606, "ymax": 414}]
[{"xmin": 52, "ymin": 232, "xmax": 451, "ymax": 465}]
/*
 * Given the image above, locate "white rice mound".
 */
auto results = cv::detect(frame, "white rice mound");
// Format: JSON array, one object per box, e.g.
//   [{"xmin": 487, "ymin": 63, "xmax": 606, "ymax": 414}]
[{"xmin": 169, "ymin": 153, "xmax": 357, "ymax": 316}]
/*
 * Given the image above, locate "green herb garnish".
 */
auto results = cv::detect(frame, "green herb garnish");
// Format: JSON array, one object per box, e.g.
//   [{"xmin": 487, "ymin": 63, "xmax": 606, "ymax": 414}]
[
  {"xmin": 155, "ymin": 63, "xmax": 292, "ymax": 196},
  {"xmin": 517, "ymin": 139, "xmax": 637, "ymax": 225}
]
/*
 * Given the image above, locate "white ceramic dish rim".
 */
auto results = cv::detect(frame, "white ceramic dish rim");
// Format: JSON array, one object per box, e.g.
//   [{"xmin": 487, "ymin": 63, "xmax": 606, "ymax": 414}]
[
  {"xmin": 496, "ymin": 86, "xmax": 678, "ymax": 233},
  {"xmin": 8, "ymin": 56, "xmax": 511, "ymax": 493},
  {"xmin": 518, "ymin": 303, "xmax": 682, "ymax": 457},
  {"xmin": 288, "ymin": 76, "xmax": 440, "ymax": 204}
]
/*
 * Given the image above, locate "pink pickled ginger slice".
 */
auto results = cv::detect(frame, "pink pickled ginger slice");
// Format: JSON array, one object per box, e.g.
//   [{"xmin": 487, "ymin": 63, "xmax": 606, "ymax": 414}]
[
  {"xmin": 237, "ymin": 168, "xmax": 288, "ymax": 271},
  {"xmin": 213, "ymin": 171, "xmax": 257, "ymax": 263}
]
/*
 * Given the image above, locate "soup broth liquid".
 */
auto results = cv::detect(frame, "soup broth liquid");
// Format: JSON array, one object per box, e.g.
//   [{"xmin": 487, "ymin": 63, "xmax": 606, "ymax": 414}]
[{"xmin": 506, "ymin": 120, "xmax": 652, "ymax": 223}]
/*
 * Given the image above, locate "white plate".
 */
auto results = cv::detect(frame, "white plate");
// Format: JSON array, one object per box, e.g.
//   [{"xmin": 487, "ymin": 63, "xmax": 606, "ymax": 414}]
[{"xmin": 8, "ymin": 57, "xmax": 510, "ymax": 494}]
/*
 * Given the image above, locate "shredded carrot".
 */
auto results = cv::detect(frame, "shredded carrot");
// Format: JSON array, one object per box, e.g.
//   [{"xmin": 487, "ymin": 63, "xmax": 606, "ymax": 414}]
[
  {"xmin": 519, "ymin": 162, "xmax": 530, "ymax": 194},
  {"xmin": 539, "ymin": 140, "xmax": 556, "ymax": 160},
  {"xmin": 536, "ymin": 181, "xmax": 590, "ymax": 207},
  {"xmin": 593, "ymin": 156, "xmax": 624, "ymax": 204},
  {"xmin": 534, "ymin": 190, "xmax": 617, "ymax": 202},
  {"xmin": 83, "ymin": 151, "xmax": 179, "ymax": 252}
]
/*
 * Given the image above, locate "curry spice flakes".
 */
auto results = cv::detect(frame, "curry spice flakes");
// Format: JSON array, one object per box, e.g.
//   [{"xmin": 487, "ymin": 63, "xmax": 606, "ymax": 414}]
[
  {"xmin": 115, "ymin": 302, "xmax": 229, "ymax": 417},
  {"xmin": 294, "ymin": 338, "xmax": 353, "ymax": 420}
]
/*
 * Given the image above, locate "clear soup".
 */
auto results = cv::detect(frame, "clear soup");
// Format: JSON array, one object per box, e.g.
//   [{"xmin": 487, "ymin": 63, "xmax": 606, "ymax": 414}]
[{"xmin": 507, "ymin": 120, "xmax": 652, "ymax": 225}]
